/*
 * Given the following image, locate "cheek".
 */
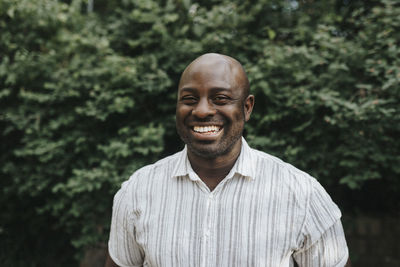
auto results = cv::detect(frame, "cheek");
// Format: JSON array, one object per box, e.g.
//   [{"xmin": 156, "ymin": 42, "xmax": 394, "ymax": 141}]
[
  {"xmin": 221, "ymin": 106, "xmax": 245, "ymax": 122},
  {"xmin": 176, "ymin": 106, "xmax": 191, "ymax": 119}
]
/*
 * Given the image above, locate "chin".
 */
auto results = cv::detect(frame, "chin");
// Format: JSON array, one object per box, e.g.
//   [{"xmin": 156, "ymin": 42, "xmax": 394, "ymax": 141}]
[
  {"xmin": 187, "ymin": 139, "xmax": 238, "ymax": 159},
  {"xmin": 188, "ymin": 145, "xmax": 221, "ymax": 159}
]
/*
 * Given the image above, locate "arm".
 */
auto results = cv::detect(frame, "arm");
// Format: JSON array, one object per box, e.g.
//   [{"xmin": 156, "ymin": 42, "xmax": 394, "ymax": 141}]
[
  {"xmin": 104, "ymin": 250, "xmax": 120, "ymax": 267},
  {"xmin": 293, "ymin": 257, "xmax": 351, "ymax": 267},
  {"xmin": 292, "ymin": 178, "xmax": 350, "ymax": 266},
  {"xmin": 293, "ymin": 220, "xmax": 349, "ymax": 267},
  {"xmin": 107, "ymin": 180, "xmax": 144, "ymax": 267}
]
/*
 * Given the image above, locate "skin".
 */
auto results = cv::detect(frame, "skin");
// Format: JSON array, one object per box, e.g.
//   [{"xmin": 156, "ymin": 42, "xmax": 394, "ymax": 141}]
[
  {"xmin": 105, "ymin": 53, "xmax": 351, "ymax": 267},
  {"xmin": 175, "ymin": 53, "xmax": 254, "ymax": 191},
  {"xmin": 104, "ymin": 251, "xmax": 119, "ymax": 267}
]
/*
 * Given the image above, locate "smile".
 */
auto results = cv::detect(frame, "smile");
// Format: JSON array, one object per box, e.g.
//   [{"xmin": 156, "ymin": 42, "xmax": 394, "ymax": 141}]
[{"xmin": 192, "ymin": 125, "xmax": 222, "ymax": 134}]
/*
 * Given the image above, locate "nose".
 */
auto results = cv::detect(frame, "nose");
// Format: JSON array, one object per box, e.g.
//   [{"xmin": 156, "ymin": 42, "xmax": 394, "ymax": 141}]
[{"xmin": 192, "ymin": 98, "xmax": 216, "ymax": 118}]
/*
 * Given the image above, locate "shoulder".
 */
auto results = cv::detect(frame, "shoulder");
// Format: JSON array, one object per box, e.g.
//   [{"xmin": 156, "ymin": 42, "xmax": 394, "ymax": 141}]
[
  {"xmin": 117, "ymin": 149, "xmax": 184, "ymax": 194},
  {"xmin": 247, "ymin": 145, "xmax": 339, "ymax": 213},
  {"xmin": 134, "ymin": 149, "xmax": 183, "ymax": 179},
  {"xmin": 249, "ymin": 146, "xmax": 316, "ymax": 191},
  {"xmin": 249, "ymin": 146, "xmax": 342, "ymax": 240}
]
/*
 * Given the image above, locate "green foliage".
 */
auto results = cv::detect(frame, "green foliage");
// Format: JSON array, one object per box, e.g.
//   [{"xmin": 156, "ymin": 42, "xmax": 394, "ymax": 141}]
[{"xmin": 1, "ymin": 0, "xmax": 399, "ymax": 265}]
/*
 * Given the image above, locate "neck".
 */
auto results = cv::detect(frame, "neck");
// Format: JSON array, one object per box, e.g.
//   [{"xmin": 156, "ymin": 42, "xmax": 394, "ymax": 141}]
[{"xmin": 187, "ymin": 139, "xmax": 242, "ymax": 191}]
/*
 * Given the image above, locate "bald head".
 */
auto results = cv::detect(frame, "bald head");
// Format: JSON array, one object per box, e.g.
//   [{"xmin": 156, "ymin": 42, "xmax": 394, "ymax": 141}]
[{"xmin": 179, "ymin": 53, "xmax": 250, "ymax": 99}]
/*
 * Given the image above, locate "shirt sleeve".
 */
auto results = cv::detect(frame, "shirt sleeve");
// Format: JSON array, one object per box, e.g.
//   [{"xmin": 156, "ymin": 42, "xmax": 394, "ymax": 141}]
[
  {"xmin": 108, "ymin": 180, "xmax": 144, "ymax": 267},
  {"xmin": 293, "ymin": 178, "xmax": 348, "ymax": 266},
  {"xmin": 293, "ymin": 220, "xmax": 349, "ymax": 267}
]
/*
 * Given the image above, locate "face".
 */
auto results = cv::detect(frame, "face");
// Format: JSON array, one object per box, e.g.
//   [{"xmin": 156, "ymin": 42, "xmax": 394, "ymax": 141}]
[{"xmin": 176, "ymin": 57, "xmax": 254, "ymax": 159}]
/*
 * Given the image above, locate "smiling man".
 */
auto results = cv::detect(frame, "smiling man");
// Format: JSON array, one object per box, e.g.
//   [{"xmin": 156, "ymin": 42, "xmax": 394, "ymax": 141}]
[{"xmin": 106, "ymin": 53, "xmax": 350, "ymax": 267}]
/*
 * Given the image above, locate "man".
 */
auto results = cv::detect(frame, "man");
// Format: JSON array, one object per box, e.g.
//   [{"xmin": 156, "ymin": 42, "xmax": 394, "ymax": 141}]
[{"xmin": 106, "ymin": 53, "xmax": 350, "ymax": 266}]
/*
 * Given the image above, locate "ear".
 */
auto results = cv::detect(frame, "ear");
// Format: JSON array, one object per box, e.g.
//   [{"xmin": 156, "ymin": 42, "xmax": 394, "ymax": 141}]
[{"xmin": 244, "ymin": 94, "xmax": 255, "ymax": 122}]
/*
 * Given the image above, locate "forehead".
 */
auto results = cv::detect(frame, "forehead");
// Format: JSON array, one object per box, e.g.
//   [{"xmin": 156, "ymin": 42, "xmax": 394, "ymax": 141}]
[{"xmin": 178, "ymin": 59, "xmax": 241, "ymax": 93}]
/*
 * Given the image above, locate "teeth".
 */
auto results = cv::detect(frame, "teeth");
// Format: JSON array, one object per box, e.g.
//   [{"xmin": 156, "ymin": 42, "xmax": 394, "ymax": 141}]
[{"xmin": 193, "ymin": 125, "xmax": 221, "ymax": 133}]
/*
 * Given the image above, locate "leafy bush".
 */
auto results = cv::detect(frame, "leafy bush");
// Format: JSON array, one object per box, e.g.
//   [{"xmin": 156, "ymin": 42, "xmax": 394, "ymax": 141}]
[{"xmin": 1, "ymin": 0, "xmax": 399, "ymax": 265}]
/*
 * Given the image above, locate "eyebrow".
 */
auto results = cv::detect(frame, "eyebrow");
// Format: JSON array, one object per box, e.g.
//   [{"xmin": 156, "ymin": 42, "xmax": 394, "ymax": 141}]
[
  {"xmin": 179, "ymin": 87, "xmax": 196, "ymax": 94},
  {"xmin": 180, "ymin": 87, "xmax": 232, "ymax": 93}
]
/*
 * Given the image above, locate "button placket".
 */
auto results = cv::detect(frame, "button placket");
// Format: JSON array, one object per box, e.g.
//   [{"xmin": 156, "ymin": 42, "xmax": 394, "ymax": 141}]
[
  {"xmin": 206, "ymin": 194, "xmax": 214, "ymax": 235},
  {"xmin": 201, "ymin": 192, "xmax": 216, "ymax": 267}
]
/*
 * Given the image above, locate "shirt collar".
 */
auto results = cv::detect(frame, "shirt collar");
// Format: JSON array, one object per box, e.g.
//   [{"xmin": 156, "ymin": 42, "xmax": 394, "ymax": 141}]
[{"xmin": 172, "ymin": 137, "xmax": 256, "ymax": 181}]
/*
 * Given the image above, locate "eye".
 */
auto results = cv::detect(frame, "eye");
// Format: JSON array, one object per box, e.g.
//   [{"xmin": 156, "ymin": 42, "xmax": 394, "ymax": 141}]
[
  {"xmin": 213, "ymin": 95, "xmax": 230, "ymax": 105},
  {"xmin": 181, "ymin": 95, "xmax": 197, "ymax": 105}
]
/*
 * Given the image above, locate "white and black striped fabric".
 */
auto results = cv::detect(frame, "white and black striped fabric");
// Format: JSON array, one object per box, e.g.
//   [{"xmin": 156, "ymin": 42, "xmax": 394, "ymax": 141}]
[{"xmin": 108, "ymin": 138, "xmax": 348, "ymax": 267}]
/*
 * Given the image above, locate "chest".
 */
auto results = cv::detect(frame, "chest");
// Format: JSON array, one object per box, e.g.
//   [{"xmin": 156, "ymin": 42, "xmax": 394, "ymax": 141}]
[{"xmin": 133, "ymin": 178, "xmax": 303, "ymax": 266}]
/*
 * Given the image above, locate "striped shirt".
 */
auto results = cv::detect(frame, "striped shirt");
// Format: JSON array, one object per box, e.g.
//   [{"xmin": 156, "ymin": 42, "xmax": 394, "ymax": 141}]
[{"xmin": 108, "ymin": 138, "xmax": 348, "ymax": 267}]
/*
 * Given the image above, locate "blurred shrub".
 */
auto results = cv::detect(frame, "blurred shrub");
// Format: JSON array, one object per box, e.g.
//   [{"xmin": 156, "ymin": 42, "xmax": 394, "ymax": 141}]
[{"xmin": 1, "ymin": 0, "xmax": 399, "ymax": 265}]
